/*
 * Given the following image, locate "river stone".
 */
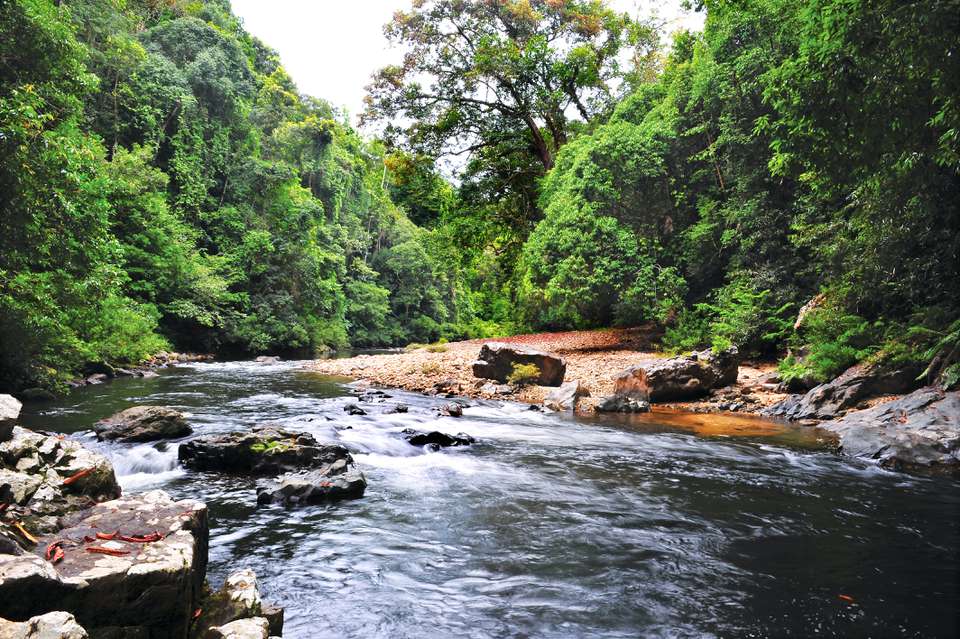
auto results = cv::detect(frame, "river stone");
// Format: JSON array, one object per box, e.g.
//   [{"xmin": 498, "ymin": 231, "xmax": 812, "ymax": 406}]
[
  {"xmin": 0, "ymin": 490, "xmax": 207, "ymax": 638},
  {"xmin": 822, "ymin": 387, "xmax": 960, "ymax": 475},
  {"xmin": 178, "ymin": 425, "xmax": 352, "ymax": 475},
  {"xmin": 612, "ymin": 348, "xmax": 739, "ymax": 402},
  {"xmin": 0, "ymin": 395, "xmax": 21, "ymax": 442},
  {"xmin": 544, "ymin": 381, "xmax": 590, "ymax": 411},
  {"xmin": 0, "ymin": 427, "xmax": 121, "ymax": 538},
  {"xmin": 596, "ymin": 396, "xmax": 652, "ymax": 413},
  {"xmin": 0, "ymin": 469, "xmax": 42, "ymax": 506},
  {"xmin": 343, "ymin": 403, "xmax": 367, "ymax": 416},
  {"xmin": 401, "ymin": 429, "xmax": 475, "ymax": 448},
  {"xmin": 256, "ymin": 463, "xmax": 367, "ymax": 506},
  {"xmin": 471, "ymin": 342, "xmax": 566, "ymax": 387},
  {"xmin": 94, "ymin": 406, "xmax": 192, "ymax": 443},
  {"xmin": 208, "ymin": 617, "xmax": 269, "ymax": 639},
  {"xmin": 764, "ymin": 361, "xmax": 923, "ymax": 421},
  {"xmin": 254, "ymin": 356, "xmax": 280, "ymax": 364},
  {"xmin": 0, "ymin": 611, "xmax": 89, "ymax": 639},
  {"xmin": 192, "ymin": 569, "xmax": 284, "ymax": 638}
]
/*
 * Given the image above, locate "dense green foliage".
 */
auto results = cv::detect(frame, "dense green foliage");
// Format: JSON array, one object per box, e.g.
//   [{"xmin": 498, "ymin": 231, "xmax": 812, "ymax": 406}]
[
  {"xmin": 370, "ymin": 0, "xmax": 959, "ymax": 386},
  {"xmin": 2, "ymin": 0, "xmax": 958, "ymax": 392},
  {"xmin": 0, "ymin": 0, "xmax": 476, "ymax": 390}
]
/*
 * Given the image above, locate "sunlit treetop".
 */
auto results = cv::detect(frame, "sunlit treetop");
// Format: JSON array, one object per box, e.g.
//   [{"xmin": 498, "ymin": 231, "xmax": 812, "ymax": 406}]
[{"xmin": 364, "ymin": 0, "xmax": 658, "ymax": 170}]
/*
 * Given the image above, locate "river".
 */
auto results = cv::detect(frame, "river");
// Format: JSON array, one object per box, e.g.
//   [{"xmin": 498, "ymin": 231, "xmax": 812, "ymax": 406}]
[{"xmin": 19, "ymin": 360, "xmax": 960, "ymax": 638}]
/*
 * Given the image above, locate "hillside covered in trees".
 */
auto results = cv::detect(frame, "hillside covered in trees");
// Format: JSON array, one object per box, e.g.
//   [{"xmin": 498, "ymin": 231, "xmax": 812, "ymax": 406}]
[{"xmin": 1, "ymin": 0, "xmax": 958, "ymax": 394}]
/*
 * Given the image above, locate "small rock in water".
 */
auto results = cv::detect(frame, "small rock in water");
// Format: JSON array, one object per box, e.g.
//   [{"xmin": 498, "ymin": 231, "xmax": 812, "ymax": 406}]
[
  {"xmin": 401, "ymin": 428, "xmax": 474, "ymax": 448},
  {"xmin": 385, "ymin": 403, "xmax": 409, "ymax": 414},
  {"xmin": 343, "ymin": 403, "xmax": 367, "ymax": 416},
  {"xmin": 439, "ymin": 403, "xmax": 463, "ymax": 417},
  {"xmin": 256, "ymin": 464, "xmax": 367, "ymax": 506},
  {"xmin": 254, "ymin": 355, "xmax": 281, "ymax": 364}
]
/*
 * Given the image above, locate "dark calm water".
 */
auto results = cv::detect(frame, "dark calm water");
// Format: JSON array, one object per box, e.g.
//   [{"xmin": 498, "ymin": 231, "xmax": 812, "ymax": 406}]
[{"xmin": 19, "ymin": 361, "xmax": 960, "ymax": 638}]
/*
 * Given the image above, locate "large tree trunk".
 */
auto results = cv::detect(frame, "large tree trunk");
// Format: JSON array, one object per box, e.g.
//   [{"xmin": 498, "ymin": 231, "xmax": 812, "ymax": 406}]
[{"xmin": 523, "ymin": 115, "xmax": 553, "ymax": 170}]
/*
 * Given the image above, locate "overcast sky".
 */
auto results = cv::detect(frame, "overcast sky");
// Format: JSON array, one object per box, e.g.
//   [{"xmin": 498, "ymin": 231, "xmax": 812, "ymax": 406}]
[{"xmin": 230, "ymin": 0, "xmax": 705, "ymax": 126}]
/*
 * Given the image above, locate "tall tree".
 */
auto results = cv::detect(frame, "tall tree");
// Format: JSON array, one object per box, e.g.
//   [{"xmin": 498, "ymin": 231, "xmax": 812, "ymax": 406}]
[{"xmin": 364, "ymin": 0, "xmax": 653, "ymax": 171}]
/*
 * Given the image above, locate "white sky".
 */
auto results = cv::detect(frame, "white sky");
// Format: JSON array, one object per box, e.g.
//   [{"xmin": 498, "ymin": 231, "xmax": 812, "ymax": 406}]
[{"xmin": 231, "ymin": 0, "xmax": 705, "ymax": 126}]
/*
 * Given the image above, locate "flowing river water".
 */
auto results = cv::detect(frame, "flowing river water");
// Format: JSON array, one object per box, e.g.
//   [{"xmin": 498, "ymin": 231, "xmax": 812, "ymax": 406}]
[{"xmin": 18, "ymin": 360, "xmax": 960, "ymax": 638}]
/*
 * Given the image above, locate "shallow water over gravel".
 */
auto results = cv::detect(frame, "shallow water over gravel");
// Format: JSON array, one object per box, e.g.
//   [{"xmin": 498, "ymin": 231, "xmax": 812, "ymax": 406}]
[{"xmin": 20, "ymin": 360, "xmax": 960, "ymax": 638}]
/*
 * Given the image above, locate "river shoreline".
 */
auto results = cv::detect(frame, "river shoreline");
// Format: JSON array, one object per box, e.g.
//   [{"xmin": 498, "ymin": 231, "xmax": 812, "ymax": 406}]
[
  {"xmin": 308, "ymin": 328, "xmax": 960, "ymax": 477},
  {"xmin": 307, "ymin": 327, "xmax": 792, "ymax": 415}
]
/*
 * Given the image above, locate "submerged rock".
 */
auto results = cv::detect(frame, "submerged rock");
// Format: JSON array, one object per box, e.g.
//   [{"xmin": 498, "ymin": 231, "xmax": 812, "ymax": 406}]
[
  {"xmin": 94, "ymin": 406, "xmax": 192, "ymax": 443},
  {"xmin": 16, "ymin": 388, "xmax": 57, "ymax": 402},
  {"xmin": 0, "ymin": 490, "xmax": 208, "ymax": 638},
  {"xmin": 343, "ymin": 403, "xmax": 367, "ymax": 416},
  {"xmin": 612, "ymin": 348, "xmax": 739, "ymax": 402},
  {"xmin": 765, "ymin": 361, "xmax": 923, "ymax": 421},
  {"xmin": 471, "ymin": 342, "xmax": 566, "ymax": 387},
  {"xmin": 401, "ymin": 428, "xmax": 475, "ymax": 449},
  {"xmin": 178, "ymin": 425, "xmax": 349, "ymax": 476},
  {"xmin": 0, "ymin": 611, "xmax": 88, "ymax": 638},
  {"xmin": 544, "ymin": 381, "xmax": 590, "ymax": 412},
  {"xmin": 823, "ymin": 387, "xmax": 960, "ymax": 475}
]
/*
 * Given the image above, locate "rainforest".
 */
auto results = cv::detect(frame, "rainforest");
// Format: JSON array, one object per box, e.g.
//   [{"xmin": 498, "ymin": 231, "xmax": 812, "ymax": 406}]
[{"xmin": 1, "ymin": 0, "xmax": 958, "ymax": 394}]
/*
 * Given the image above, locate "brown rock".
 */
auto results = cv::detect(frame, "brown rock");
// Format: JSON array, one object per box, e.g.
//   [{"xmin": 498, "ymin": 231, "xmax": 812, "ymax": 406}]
[
  {"xmin": 613, "ymin": 348, "xmax": 739, "ymax": 402},
  {"xmin": 471, "ymin": 342, "xmax": 566, "ymax": 387}
]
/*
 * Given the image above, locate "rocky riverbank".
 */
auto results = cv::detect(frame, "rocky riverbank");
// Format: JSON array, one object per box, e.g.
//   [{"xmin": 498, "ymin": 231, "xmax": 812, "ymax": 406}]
[
  {"xmin": 308, "ymin": 329, "xmax": 959, "ymax": 477},
  {"xmin": 309, "ymin": 328, "xmax": 790, "ymax": 411},
  {"xmin": 0, "ymin": 395, "xmax": 284, "ymax": 638}
]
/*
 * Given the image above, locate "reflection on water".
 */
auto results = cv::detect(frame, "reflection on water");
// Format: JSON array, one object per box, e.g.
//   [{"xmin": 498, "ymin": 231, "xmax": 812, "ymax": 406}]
[{"xmin": 19, "ymin": 361, "xmax": 960, "ymax": 638}]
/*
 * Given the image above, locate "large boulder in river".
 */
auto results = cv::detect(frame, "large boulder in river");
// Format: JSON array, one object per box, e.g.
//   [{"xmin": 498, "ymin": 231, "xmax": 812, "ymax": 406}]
[
  {"xmin": 0, "ymin": 611, "xmax": 88, "ymax": 638},
  {"xmin": 472, "ymin": 342, "xmax": 566, "ymax": 387},
  {"xmin": 822, "ymin": 387, "xmax": 960, "ymax": 475},
  {"xmin": 1, "ymin": 427, "xmax": 121, "ymax": 540},
  {"xmin": 0, "ymin": 394, "xmax": 21, "ymax": 442},
  {"xmin": 765, "ymin": 361, "xmax": 923, "ymax": 421},
  {"xmin": 179, "ymin": 425, "xmax": 351, "ymax": 475},
  {"xmin": 0, "ymin": 490, "xmax": 208, "ymax": 638},
  {"xmin": 94, "ymin": 406, "xmax": 192, "ymax": 443},
  {"xmin": 612, "ymin": 348, "xmax": 739, "ymax": 402}
]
